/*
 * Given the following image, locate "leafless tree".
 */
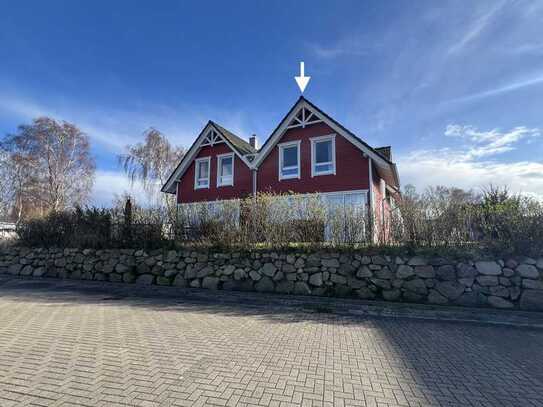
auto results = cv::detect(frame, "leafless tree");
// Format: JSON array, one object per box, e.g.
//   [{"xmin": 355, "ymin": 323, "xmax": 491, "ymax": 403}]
[
  {"xmin": 0, "ymin": 149, "xmax": 12, "ymax": 221},
  {"xmin": 1, "ymin": 117, "xmax": 95, "ymax": 219},
  {"xmin": 118, "ymin": 128, "xmax": 185, "ymax": 216}
]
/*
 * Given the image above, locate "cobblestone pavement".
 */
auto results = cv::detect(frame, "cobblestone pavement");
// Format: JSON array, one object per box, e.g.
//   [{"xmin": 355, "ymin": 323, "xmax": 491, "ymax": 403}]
[{"xmin": 1, "ymin": 278, "xmax": 543, "ymax": 407}]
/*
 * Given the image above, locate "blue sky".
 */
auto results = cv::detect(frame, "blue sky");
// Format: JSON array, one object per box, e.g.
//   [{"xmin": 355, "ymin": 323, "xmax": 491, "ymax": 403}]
[{"xmin": 1, "ymin": 0, "xmax": 543, "ymax": 205}]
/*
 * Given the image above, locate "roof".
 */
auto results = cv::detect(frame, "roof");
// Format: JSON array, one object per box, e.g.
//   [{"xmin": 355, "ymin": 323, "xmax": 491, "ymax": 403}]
[
  {"xmin": 375, "ymin": 146, "xmax": 391, "ymax": 161},
  {"xmin": 162, "ymin": 96, "xmax": 400, "ymax": 194},
  {"xmin": 211, "ymin": 121, "xmax": 256, "ymax": 156}
]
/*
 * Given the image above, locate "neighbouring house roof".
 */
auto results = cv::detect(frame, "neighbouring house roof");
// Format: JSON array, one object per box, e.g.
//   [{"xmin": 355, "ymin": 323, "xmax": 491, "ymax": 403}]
[
  {"xmin": 375, "ymin": 146, "xmax": 392, "ymax": 161},
  {"xmin": 211, "ymin": 121, "xmax": 257, "ymax": 156}
]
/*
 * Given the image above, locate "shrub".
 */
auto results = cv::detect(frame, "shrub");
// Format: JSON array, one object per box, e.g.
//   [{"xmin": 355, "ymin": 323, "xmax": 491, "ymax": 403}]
[
  {"xmin": 16, "ymin": 204, "xmax": 171, "ymax": 249},
  {"xmin": 390, "ymin": 186, "xmax": 476, "ymax": 248},
  {"xmin": 13, "ymin": 185, "xmax": 543, "ymax": 256},
  {"xmin": 390, "ymin": 185, "xmax": 543, "ymax": 256},
  {"xmin": 475, "ymin": 187, "xmax": 543, "ymax": 256},
  {"xmin": 17, "ymin": 211, "xmax": 76, "ymax": 247},
  {"xmin": 16, "ymin": 208, "xmax": 112, "ymax": 248}
]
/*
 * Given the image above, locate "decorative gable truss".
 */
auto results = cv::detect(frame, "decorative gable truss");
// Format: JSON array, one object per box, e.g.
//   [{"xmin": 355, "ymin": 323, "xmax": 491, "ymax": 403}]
[
  {"xmin": 201, "ymin": 128, "xmax": 225, "ymax": 147},
  {"xmin": 286, "ymin": 106, "xmax": 322, "ymax": 129}
]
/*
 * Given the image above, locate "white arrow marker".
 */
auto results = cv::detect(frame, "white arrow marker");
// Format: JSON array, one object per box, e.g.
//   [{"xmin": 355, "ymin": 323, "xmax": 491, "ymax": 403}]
[{"xmin": 294, "ymin": 61, "xmax": 311, "ymax": 93}]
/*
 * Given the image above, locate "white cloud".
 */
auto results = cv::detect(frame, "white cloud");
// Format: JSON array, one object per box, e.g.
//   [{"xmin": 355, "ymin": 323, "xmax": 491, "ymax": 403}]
[
  {"xmin": 444, "ymin": 124, "xmax": 540, "ymax": 159},
  {"xmin": 397, "ymin": 124, "xmax": 543, "ymax": 198},
  {"xmin": 91, "ymin": 170, "xmax": 150, "ymax": 207},
  {"xmin": 398, "ymin": 151, "xmax": 543, "ymax": 199}
]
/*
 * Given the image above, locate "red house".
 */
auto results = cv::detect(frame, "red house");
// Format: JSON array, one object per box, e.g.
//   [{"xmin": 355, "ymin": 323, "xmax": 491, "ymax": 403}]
[{"xmin": 162, "ymin": 97, "xmax": 400, "ymax": 240}]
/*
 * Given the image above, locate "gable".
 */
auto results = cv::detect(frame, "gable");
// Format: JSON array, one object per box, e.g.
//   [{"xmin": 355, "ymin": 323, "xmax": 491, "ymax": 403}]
[
  {"xmin": 161, "ymin": 122, "xmax": 254, "ymax": 194},
  {"xmin": 256, "ymin": 120, "xmax": 372, "ymax": 195},
  {"xmin": 285, "ymin": 106, "xmax": 323, "ymax": 129},
  {"xmin": 254, "ymin": 97, "xmax": 400, "ymax": 189}
]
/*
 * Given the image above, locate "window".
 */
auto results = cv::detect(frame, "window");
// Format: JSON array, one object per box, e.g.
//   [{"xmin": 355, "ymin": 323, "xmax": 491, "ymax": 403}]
[
  {"xmin": 324, "ymin": 191, "xmax": 366, "ymax": 212},
  {"xmin": 194, "ymin": 157, "xmax": 210, "ymax": 189},
  {"xmin": 324, "ymin": 191, "xmax": 368, "ymax": 243},
  {"xmin": 311, "ymin": 135, "xmax": 335, "ymax": 176},
  {"xmin": 217, "ymin": 153, "xmax": 234, "ymax": 187},
  {"xmin": 278, "ymin": 141, "xmax": 301, "ymax": 180}
]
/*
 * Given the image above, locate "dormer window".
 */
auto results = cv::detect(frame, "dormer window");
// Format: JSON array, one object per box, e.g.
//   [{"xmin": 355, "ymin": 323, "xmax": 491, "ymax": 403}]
[
  {"xmin": 278, "ymin": 141, "xmax": 301, "ymax": 180},
  {"xmin": 194, "ymin": 157, "xmax": 210, "ymax": 189},
  {"xmin": 311, "ymin": 135, "xmax": 336, "ymax": 176},
  {"xmin": 217, "ymin": 153, "xmax": 234, "ymax": 187}
]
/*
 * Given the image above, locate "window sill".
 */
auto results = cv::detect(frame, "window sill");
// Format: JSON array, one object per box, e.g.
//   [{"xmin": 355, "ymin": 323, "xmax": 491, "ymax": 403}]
[
  {"xmin": 312, "ymin": 170, "xmax": 335, "ymax": 177},
  {"xmin": 279, "ymin": 175, "xmax": 300, "ymax": 181}
]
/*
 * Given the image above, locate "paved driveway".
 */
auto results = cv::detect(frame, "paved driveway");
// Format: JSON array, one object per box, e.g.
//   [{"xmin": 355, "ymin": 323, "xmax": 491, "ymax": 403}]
[{"xmin": 1, "ymin": 277, "xmax": 543, "ymax": 407}]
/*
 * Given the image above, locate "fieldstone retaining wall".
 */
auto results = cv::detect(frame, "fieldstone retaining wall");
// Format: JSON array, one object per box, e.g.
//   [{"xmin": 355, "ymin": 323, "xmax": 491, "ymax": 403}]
[{"xmin": 1, "ymin": 246, "xmax": 543, "ymax": 311}]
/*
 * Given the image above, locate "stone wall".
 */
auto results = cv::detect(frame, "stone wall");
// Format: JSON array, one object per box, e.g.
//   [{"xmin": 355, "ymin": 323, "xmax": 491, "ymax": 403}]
[{"xmin": 1, "ymin": 246, "xmax": 543, "ymax": 311}]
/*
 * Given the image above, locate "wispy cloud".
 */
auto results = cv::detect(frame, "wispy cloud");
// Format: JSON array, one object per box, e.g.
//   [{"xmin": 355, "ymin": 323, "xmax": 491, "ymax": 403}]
[
  {"xmin": 397, "ymin": 124, "xmax": 543, "ymax": 198},
  {"xmin": 0, "ymin": 94, "xmax": 144, "ymax": 151},
  {"xmin": 443, "ymin": 73, "xmax": 543, "ymax": 104},
  {"xmin": 310, "ymin": 36, "xmax": 379, "ymax": 59},
  {"xmin": 0, "ymin": 92, "xmax": 250, "ymax": 154},
  {"xmin": 447, "ymin": 1, "xmax": 506, "ymax": 55},
  {"xmin": 508, "ymin": 42, "xmax": 543, "ymax": 55}
]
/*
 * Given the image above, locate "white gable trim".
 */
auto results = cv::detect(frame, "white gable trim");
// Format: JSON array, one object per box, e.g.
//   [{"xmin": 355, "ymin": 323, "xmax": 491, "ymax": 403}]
[
  {"xmin": 286, "ymin": 106, "xmax": 323, "ymax": 129},
  {"xmin": 201, "ymin": 128, "xmax": 225, "ymax": 147},
  {"xmin": 161, "ymin": 122, "xmax": 253, "ymax": 194}
]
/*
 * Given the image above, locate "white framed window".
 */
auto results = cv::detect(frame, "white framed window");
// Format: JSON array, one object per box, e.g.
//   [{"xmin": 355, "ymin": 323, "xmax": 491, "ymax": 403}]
[
  {"xmin": 311, "ymin": 134, "xmax": 335, "ymax": 177},
  {"xmin": 194, "ymin": 157, "xmax": 210, "ymax": 189},
  {"xmin": 278, "ymin": 140, "xmax": 301, "ymax": 180},
  {"xmin": 323, "ymin": 190, "xmax": 368, "ymax": 242},
  {"xmin": 217, "ymin": 153, "xmax": 234, "ymax": 187}
]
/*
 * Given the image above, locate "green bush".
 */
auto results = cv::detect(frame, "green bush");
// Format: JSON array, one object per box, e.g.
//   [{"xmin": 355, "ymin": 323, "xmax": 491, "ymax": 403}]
[{"xmin": 475, "ymin": 188, "xmax": 543, "ymax": 256}]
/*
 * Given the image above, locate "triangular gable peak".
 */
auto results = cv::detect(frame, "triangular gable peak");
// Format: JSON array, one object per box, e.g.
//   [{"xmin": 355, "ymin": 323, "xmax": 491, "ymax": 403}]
[
  {"xmin": 200, "ymin": 127, "xmax": 226, "ymax": 147},
  {"xmin": 161, "ymin": 122, "xmax": 253, "ymax": 194},
  {"xmin": 254, "ymin": 97, "xmax": 400, "ymax": 188},
  {"xmin": 286, "ymin": 106, "xmax": 323, "ymax": 129}
]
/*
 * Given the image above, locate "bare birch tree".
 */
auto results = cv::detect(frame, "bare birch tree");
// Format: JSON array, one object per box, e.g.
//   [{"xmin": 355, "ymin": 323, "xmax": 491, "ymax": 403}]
[
  {"xmin": 1, "ymin": 117, "xmax": 95, "ymax": 218},
  {"xmin": 118, "ymin": 128, "xmax": 185, "ymax": 216},
  {"xmin": 0, "ymin": 149, "xmax": 12, "ymax": 221}
]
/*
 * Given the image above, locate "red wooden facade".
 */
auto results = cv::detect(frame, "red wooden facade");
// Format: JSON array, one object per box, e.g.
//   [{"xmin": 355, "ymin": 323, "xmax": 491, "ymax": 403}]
[
  {"xmin": 256, "ymin": 122, "xmax": 370, "ymax": 195},
  {"xmin": 162, "ymin": 96, "xmax": 400, "ymax": 238},
  {"xmin": 177, "ymin": 144, "xmax": 253, "ymax": 204}
]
